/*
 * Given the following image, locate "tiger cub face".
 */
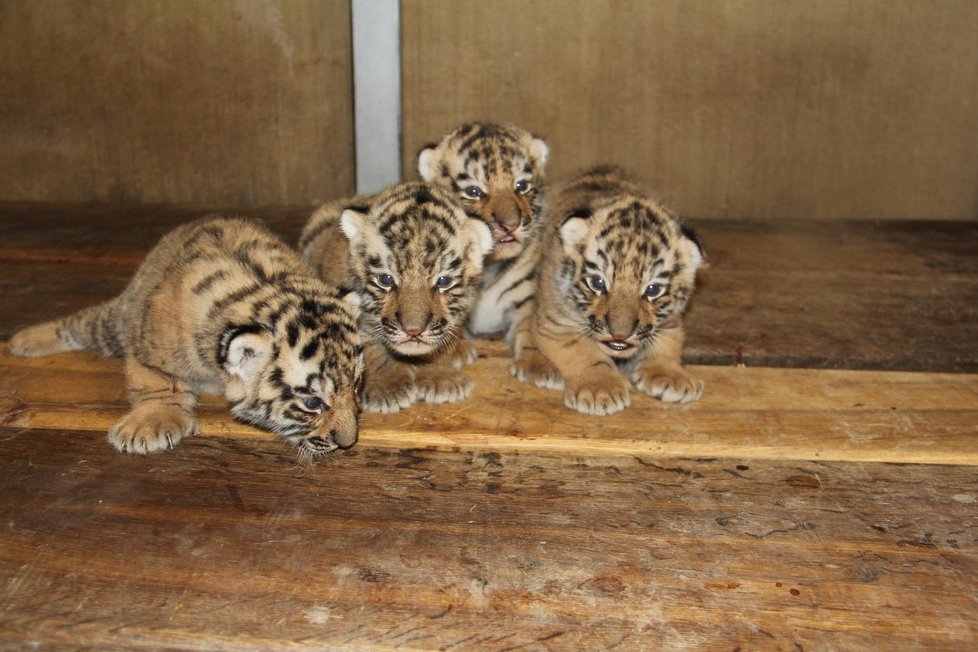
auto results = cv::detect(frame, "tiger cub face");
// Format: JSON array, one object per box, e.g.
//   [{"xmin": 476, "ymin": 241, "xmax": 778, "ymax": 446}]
[
  {"xmin": 339, "ymin": 182, "xmax": 493, "ymax": 357},
  {"xmin": 219, "ymin": 284, "xmax": 364, "ymax": 459},
  {"xmin": 417, "ymin": 122, "xmax": 549, "ymax": 263},
  {"xmin": 556, "ymin": 195, "xmax": 704, "ymax": 361}
]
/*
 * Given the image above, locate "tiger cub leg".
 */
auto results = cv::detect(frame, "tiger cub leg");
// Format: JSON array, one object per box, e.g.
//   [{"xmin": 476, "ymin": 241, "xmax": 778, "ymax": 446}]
[
  {"xmin": 414, "ymin": 345, "xmax": 474, "ymax": 404},
  {"xmin": 630, "ymin": 327, "xmax": 703, "ymax": 404},
  {"xmin": 509, "ymin": 312, "xmax": 563, "ymax": 389},
  {"xmin": 363, "ymin": 342, "xmax": 417, "ymax": 413},
  {"xmin": 536, "ymin": 327, "xmax": 630, "ymax": 416},
  {"xmin": 109, "ymin": 357, "xmax": 200, "ymax": 454}
]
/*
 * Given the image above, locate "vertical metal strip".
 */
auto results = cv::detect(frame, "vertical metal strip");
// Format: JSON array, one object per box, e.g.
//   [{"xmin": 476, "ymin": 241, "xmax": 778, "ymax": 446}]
[{"xmin": 351, "ymin": 0, "xmax": 401, "ymax": 195}]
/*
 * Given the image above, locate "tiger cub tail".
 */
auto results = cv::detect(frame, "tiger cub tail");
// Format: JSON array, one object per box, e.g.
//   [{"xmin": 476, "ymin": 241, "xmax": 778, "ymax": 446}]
[{"xmin": 8, "ymin": 297, "xmax": 126, "ymax": 358}]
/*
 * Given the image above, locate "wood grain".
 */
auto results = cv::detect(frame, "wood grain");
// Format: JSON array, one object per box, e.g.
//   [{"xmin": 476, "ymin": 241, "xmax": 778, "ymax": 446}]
[
  {"xmin": 0, "ymin": 1, "xmax": 354, "ymax": 205},
  {"xmin": 402, "ymin": 0, "xmax": 978, "ymax": 220},
  {"xmin": 1, "ymin": 429, "xmax": 976, "ymax": 650},
  {"xmin": 3, "ymin": 345, "xmax": 977, "ymax": 466}
]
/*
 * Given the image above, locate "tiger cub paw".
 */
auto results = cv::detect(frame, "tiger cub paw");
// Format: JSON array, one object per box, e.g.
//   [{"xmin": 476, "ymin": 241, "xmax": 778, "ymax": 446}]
[
  {"xmin": 447, "ymin": 339, "xmax": 479, "ymax": 369},
  {"xmin": 108, "ymin": 404, "xmax": 199, "ymax": 454},
  {"xmin": 511, "ymin": 352, "xmax": 564, "ymax": 389},
  {"xmin": 363, "ymin": 374, "xmax": 417, "ymax": 413},
  {"xmin": 563, "ymin": 373, "xmax": 631, "ymax": 416},
  {"xmin": 632, "ymin": 366, "xmax": 704, "ymax": 404},
  {"xmin": 414, "ymin": 367, "xmax": 474, "ymax": 404}
]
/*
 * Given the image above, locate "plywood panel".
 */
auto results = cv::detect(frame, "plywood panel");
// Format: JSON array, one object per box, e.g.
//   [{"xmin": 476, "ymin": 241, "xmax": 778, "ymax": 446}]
[
  {"xmin": 0, "ymin": 0, "xmax": 354, "ymax": 205},
  {"xmin": 402, "ymin": 0, "xmax": 978, "ymax": 220}
]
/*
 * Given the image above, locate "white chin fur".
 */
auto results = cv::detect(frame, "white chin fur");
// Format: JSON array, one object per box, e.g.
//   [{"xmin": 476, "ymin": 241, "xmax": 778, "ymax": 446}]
[{"xmin": 392, "ymin": 340, "xmax": 437, "ymax": 356}]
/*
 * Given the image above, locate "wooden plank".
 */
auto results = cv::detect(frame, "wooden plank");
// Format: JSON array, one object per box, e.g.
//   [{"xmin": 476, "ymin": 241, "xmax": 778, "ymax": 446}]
[
  {"xmin": 2, "ymin": 203, "xmax": 976, "ymax": 372},
  {"xmin": 691, "ymin": 219, "xmax": 978, "ymax": 372},
  {"xmin": 0, "ymin": 1, "xmax": 354, "ymax": 205},
  {"xmin": 3, "ymin": 345, "xmax": 977, "ymax": 466},
  {"xmin": 402, "ymin": 0, "xmax": 978, "ymax": 220},
  {"xmin": 0, "ymin": 201, "xmax": 311, "ymax": 250},
  {"xmin": 1, "ymin": 429, "xmax": 975, "ymax": 650}
]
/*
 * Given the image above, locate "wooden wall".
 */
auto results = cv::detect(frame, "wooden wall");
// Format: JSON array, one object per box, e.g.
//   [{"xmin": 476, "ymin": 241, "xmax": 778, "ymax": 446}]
[
  {"xmin": 1, "ymin": 1, "xmax": 976, "ymax": 219},
  {"xmin": 0, "ymin": 0, "xmax": 354, "ymax": 206},
  {"xmin": 402, "ymin": 0, "xmax": 978, "ymax": 220}
]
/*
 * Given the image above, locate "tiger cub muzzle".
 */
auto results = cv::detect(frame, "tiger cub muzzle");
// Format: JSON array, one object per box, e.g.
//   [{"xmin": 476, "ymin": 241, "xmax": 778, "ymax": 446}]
[
  {"xmin": 380, "ymin": 284, "xmax": 449, "ymax": 356},
  {"xmin": 590, "ymin": 292, "xmax": 645, "ymax": 359},
  {"xmin": 478, "ymin": 190, "xmax": 533, "ymax": 260}
]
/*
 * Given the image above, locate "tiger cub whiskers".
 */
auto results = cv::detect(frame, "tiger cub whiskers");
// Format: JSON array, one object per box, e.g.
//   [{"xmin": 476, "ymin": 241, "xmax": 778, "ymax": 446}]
[
  {"xmin": 514, "ymin": 166, "xmax": 705, "ymax": 415},
  {"xmin": 417, "ymin": 122, "xmax": 549, "ymax": 360},
  {"xmin": 299, "ymin": 182, "xmax": 493, "ymax": 413}
]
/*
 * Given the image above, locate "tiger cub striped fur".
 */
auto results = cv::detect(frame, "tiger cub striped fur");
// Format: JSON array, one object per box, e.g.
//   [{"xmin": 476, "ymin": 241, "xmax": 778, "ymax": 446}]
[
  {"xmin": 9, "ymin": 217, "xmax": 364, "ymax": 458},
  {"xmin": 299, "ymin": 182, "xmax": 493, "ymax": 413},
  {"xmin": 515, "ymin": 167, "xmax": 705, "ymax": 415},
  {"xmin": 417, "ymin": 122, "xmax": 549, "ymax": 342}
]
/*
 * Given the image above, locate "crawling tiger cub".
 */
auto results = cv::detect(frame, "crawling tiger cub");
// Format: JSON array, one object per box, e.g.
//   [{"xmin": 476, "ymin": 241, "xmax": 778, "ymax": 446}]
[
  {"xmin": 516, "ymin": 167, "xmax": 705, "ymax": 415},
  {"xmin": 9, "ymin": 217, "xmax": 364, "ymax": 458},
  {"xmin": 299, "ymin": 182, "xmax": 493, "ymax": 413},
  {"xmin": 417, "ymin": 122, "xmax": 549, "ymax": 349}
]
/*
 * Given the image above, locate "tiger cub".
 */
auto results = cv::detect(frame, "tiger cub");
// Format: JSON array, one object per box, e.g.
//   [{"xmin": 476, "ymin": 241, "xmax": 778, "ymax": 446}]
[
  {"xmin": 299, "ymin": 182, "xmax": 493, "ymax": 413},
  {"xmin": 516, "ymin": 167, "xmax": 705, "ymax": 416},
  {"xmin": 417, "ymin": 122, "xmax": 549, "ymax": 353},
  {"xmin": 9, "ymin": 217, "xmax": 364, "ymax": 458}
]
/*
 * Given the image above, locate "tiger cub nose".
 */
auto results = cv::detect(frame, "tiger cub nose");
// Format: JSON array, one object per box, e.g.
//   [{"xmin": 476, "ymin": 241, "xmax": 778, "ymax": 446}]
[
  {"xmin": 493, "ymin": 214, "xmax": 520, "ymax": 233},
  {"xmin": 606, "ymin": 318, "xmax": 637, "ymax": 342},
  {"xmin": 330, "ymin": 426, "xmax": 357, "ymax": 450},
  {"xmin": 395, "ymin": 311, "xmax": 431, "ymax": 337}
]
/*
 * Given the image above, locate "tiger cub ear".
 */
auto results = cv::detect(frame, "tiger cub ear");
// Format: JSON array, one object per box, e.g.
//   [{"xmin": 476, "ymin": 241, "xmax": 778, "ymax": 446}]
[
  {"xmin": 339, "ymin": 208, "xmax": 370, "ymax": 248},
  {"xmin": 679, "ymin": 224, "xmax": 705, "ymax": 272},
  {"xmin": 219, "ymin": 326, "xmax": 272, "ymax": 380},
  {"xmin": 416, "ymin": 143, "xmax": 440, "ymax": 180},
  {"xmin": 337, "ymin": 286, "xmax": 362, "ymax": 309},
  {"xmin": 527, "ymin": 135, "xmax": 549, "ymax": 169},
  {"xmin": 558, "ymin": 209, "xmax": 593, "ymax": 253},
  {"xmin": 465, "ymin": 218, "xmax": 494, "ymax": 271}
]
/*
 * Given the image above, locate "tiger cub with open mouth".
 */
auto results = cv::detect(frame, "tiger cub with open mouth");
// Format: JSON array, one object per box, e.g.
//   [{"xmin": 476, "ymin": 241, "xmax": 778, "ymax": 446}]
[
  {"xmin": 516, "ymin": 167, "xmax": 705, "ymax": 415},
  {"xmin": 417, "ymin": 122, "xmax": 549, "ymax": 362},
  {"xmin": 299, "ymin": 182, "xmax": 493, "ymax": 413},
  {"xmin": 9, "ymin": 217, "xmax": 364, "ymax": 458}
]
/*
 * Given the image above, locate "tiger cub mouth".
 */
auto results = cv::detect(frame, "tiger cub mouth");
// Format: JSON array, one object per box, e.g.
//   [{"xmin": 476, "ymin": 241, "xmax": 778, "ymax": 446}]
[
  {"xmin": 603, "ymin": 340, "xmax": 635, "ymax": 353},
  {"xmin": 393, "ymin": 337, "xmax": 438, "ymax": 356}
]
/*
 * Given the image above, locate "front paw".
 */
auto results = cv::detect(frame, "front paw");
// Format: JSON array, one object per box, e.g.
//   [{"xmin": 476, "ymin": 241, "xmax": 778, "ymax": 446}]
[
  {"xmin": 631, "ymin": 366, "xmax": 704, "ymax": 403},
  {"xmin": 511, "ymin": 352, "xmax": 564, "ymax": 389},
  {"xmin": 415, "ymin": 367, "xmax": 474, "ymax": 404},
  {"xmin": 447, "ymin": 339, "xmax": 479, "ymax": 369},
  {"xmin": 563, "ymin": 374, "xmax": 631, "ymax": 416},
  {"xmin": 363, "ymin": 374, "xmax": 417, "ymax": 413},
  {"xmin": 108, "ymin": 404, "xmax": 199, "ymax": 454}
]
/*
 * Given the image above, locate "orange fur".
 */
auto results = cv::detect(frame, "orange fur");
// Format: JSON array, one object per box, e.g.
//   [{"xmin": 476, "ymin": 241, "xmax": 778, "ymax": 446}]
[
  {"xmin": 300, "ymin": 182, "xmax": 493, "ymax": 413},
  {"xmin": 514, "ymin": 167, "xmax": 705, "ymax": 415},
  {"xmin": 10, "ymin": 217, "xmax": 363, "ymax": 457}
]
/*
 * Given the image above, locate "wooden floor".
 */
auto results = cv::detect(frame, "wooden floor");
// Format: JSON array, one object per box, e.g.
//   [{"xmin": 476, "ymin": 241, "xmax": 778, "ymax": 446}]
[{"xmin": 1, "ymin": 202, "xmax": 976, "ymax": 650}]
